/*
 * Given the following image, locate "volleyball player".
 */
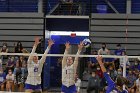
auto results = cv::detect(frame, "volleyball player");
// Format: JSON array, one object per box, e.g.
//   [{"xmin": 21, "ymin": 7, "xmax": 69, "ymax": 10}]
[
  {"xmin": 61, "ymin": 42, "xmax": 83, "ymax": 93},
  {"xmin": 25, "ymin": 37, "xmax": 54, "ymax": 92},
  {"xmin": 96, "ymin": 56, "xmax": 128, "ymax": 93}
]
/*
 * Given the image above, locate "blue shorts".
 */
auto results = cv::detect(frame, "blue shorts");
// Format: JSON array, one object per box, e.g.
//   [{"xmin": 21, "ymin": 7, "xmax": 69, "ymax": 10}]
[
  {"xmin": 61, "ymin": 84, "xmax": 77, "ymax": 93},
  {"xmin": 25, "ymin": 83, "xmax": 41, "ymax": 90}
]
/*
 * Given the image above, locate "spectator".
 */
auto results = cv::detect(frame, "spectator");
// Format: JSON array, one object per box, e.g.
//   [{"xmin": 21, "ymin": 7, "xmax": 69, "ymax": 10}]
[
  {"xmin": 114, "ymin": 44, "xmax": 124, "ymax": 56},
  {"xmin": 126, "ymin": 70, "xmax": 137, "ymax": 93},
  {"xmin": 14, "ymin": 60, "xmax": 21, "ymax": 83},
  {"xmin": 117, "ymin": 68, "xmax": 123, "ymax": 76},
  {"xmin": 130, "ymin": 59, "xmax": 139, "ymax": 71},
  {"xmin": 19, "ymin": 56, "xmax": 27, "ymax": 79},
  {"xmin": 136, "ymin": 74, "xmax": 140, "ymax": 93},
  {"xmin": 95, "ymin": 65, "xmax": 103, "ymax": 79},
  {"xmin": 87, "ymin": 70, "xmax": 100, "ymax": 93},
  {"xmin": 6, "ymin": 56, "xmax": 15, "ymax": 73},
  {"xmin": 98, "ymin": 43, "xmax": 110, "ymax": 55},
  {"xmin": 0, "ymin": 68, "xmax": 6, "ymax": 91},
  {"xmin": 96, "ymin": 66, "xmax": 104, "ymax": 92},
  {"xmin": 82, "ymin": 68, "xmax": 91, "ymax": 80},
  {"xmin": 0, "ymin": 42, "xmax": 8, "ymax": 61},
  {"xmin": 75, "ymin": 74, "xmax": 81, "ymax": 93},
  {"xmin": 6, "ymin": 69, "xmax": 14, "ymax": 91},
  {"xmin": 107, "ymin": 65, "xmax": 117, "ymax": 81},
  {"xmin": 114, "ymin": 44, "xmax": 124, "ymax": 70},
  {"xmin": 13, "ymin": 56, "xmax": 27, "ymax": 92},
  {"xmin": 14, "ymin": 41, "xmax": 23, "ymax": 53},
  {"xmin": 14, "ymin": 41, "xmax": 29, "ymax": 53},
  {"xmin": 98, "ymin": 43, "xmax": 112, "ymax": 63},
  {"xmin": 120, "ymin": 51, "xmax": 130, "ymax": 70},
  {"xmin": 88, "ymin": 50, "xmax": 98, "ymax": 71}
]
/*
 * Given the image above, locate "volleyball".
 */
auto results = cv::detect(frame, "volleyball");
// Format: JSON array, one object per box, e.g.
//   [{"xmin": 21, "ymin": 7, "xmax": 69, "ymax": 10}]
[{"xmin": 82, "ymin": 38, "xmax": 91, "ymax": 48}]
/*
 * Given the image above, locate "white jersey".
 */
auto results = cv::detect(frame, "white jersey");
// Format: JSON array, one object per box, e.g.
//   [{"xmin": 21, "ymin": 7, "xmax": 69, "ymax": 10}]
[
  {"xmin": 98, "ymin": 48, "xmax": 109, "ymax": 55},
  {"xmin": 26, "ymin": 60, "xmax": 44, "ymax": 85},
  {"xmin": 6, "ymin": 74, "xmax": 14, "ymax": 81},
  {"xmin": 62, "ymin": 64, "xmax": 75, "ymax": 87},
  {"xmin": 25, "ymin": 45, "xmax": 49, "ymax": 85}
]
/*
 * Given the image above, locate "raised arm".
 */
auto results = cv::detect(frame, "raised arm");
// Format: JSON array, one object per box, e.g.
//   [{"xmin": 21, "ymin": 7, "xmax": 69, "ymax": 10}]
[
  {"xmin": 96, "ymin": 56, "xmax": 115, "ymax": 92},
  {"xmin": 40, "ymin": 39, "xmax": 54, "ymax": 64},
  {"xmin": 27, "ymin": 37, "xmax": 40, "ymax": 63},
  {"xmin": 73, "ymin": 41, "xmax": 83, "ymax": 70},
  {"xmin": 62, "ymin": 42, "xmax": 70, "ymax": 69},
  {"xmin": 96, "ymin": 56, "xmax": 107, "ymax": 73}
]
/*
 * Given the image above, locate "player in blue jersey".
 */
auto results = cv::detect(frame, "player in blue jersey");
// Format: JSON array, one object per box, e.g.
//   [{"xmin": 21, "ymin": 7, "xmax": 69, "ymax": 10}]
[{"xmin": 96, "ymin": 56, "xmax": 128, "ymax": 93}]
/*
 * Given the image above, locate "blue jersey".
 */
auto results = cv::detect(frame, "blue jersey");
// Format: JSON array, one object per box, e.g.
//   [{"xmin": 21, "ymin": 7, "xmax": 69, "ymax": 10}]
[
  {"xmin": 114, "ymin": 49, "xmax": 124, "ymax": 56},
  {"xmin": 89, "ymin": 57, "xmax": 97, "ymax": 63},
  {"xmin": 104, "ymin": 72, "xmax": 128, "ymax": 93}
]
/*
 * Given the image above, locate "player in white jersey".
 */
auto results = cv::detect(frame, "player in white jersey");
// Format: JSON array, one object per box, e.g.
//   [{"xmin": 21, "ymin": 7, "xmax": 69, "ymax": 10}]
[
  {"xmin": 25, "ymin": 37, "xmax": 54, "ymax": 93},
  {"xmin": 61, "ymin": 42, "xmax": 83, "ymax": 93}
]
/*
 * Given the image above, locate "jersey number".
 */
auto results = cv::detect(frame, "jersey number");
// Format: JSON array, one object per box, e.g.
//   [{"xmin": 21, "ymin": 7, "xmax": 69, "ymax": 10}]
[{"xmin": 34, "ymin": 67, "xmax": 38, "ymax": 72}]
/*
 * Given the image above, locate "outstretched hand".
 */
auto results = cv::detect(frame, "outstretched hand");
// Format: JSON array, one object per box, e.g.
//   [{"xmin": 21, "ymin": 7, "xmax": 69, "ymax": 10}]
[
  {"xmin": 65, "ymin": 42, "xmax": 70, "ymax": 50},
  {"xmin": 34, "ymin": 37, "xmax": 40, "ymax": 46},
  {"xmin": 78, "ymin": 41, "xmax": 84, "ymax": 50},
  {"xmin": 48, "ymin": 39, "xmax": 54, "ymax": 47},
  {"xmin": 96, "ymin": 56, "xmax": 103, "ymax": 64},
  {"xmin": 96, "ymin": 56, "xmax": 106, "ymax": 72}
]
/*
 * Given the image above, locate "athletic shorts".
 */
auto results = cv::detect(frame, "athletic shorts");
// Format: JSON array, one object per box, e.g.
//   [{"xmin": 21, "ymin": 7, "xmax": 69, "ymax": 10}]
[
  {"xmin": 61, "ymin": 84, "xmax": 77, "ymax": 93},
  {"xmin": 25, "ymin": 83, "xmax": 41, "ymax": 90}
]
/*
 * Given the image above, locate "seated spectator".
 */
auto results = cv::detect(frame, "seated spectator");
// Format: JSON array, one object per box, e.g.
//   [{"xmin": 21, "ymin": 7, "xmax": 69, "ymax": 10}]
[
  {"xmin": 107, "ymin": 65, "xmax": 117, "ymax": 81},
  {"xmin": 120, "ymin": 51, "xmax": 130, "ymax": 69},
  {"xmin": 95, "ymin": 65, "xmax": 103, "ymax": 79},
  {"xmin": 98, "ymin": 43, "xmax": 110, "ymax": 55},
  {"xmin": 6, "ymin": 69, "xmax": 14, "ymax": 91},
  {"xmin": 130, "ymin": 59, "xmax": 140, "ymax": 71},
  {"xmin": 19, "ymin": 56, "xmax": 27, "ymax": 79},
  {"xmin": 117, "ymin": 68, "xmax": 123, "ymax": 76},
  {"xmin": 88, "ymin": 50, "xmax": 98, "ymax": 71},
  {"xmin": 126, "ymin": 70, "xmax": 137, "ymax": 93},
  {"xmin": 13, "ymin": 59, "xmax": 25, "ymax": 92},
  {"xmin": 0, "ymin": 42, "xmax": 8, "ymax": 61},
  {"xmin": 0, "ymin": 68, "xmax": 6, "ymax": 91},
  {"xmin": 136, "ymin": 74, "xmax": 140, "ymax": 93},
  {"xmin": 114, "ymin": 44, "xmax": 124, "ymax": 56},
  {"xmin": 87, "ymin": 70, "xmax": 100, "ymax": 93},
  {"xmin": 6, "ymin": 56, "xmax": 15, "ymax": 73},
  {"xmin": 13, "ymin": 60, "xmax": 21, "ymax": 83},
  {"xmin": 14, "ymin": 41, "xmax": 29, "ymax": 53},
  {"xmin": 82, "ymin": 68, "xmax": 91, "ymax": 80},
  {"xmin": 75, "ymin": 73, "xmax": 81, "ymax": 93},
  {"xmin": 114, "ymin": 44, "xmax": 124, "ymax": 70},
  {"xmin": 13, "ymin": 56, "xmax": 27, "ymax": 87},
  {"xmin": 98, "ymin": 43, "xmax": 112, "ymax": 63}
]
